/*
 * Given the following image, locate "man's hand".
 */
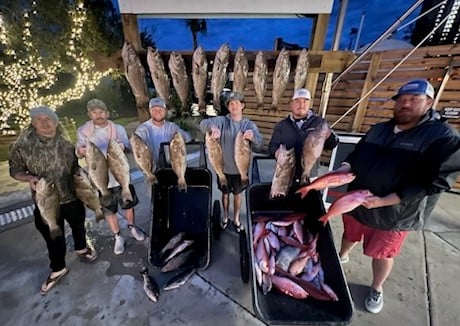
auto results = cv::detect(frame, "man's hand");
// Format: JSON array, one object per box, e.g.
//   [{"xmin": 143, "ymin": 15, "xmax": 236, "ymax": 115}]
[
  {"xmin": 243, "ymin": 130, "xmax": 254, "ymax": 141},
  {"xmin": 210, "ymin": 125, "xmax": 221, "ymax": 139},
  {"xmin": 76, "ymin": 145, "xmax": 87, "ymax": 157},
  {"xmin": 362, "ymin": 193, "xmax": 401, "ymax": 209}
]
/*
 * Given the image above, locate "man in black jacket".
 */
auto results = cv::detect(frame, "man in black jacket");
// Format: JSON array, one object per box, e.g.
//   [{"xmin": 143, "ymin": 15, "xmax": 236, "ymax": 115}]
[
  {"xmin": 268, "ymin": 88, "xmax": 339, "ymax": 181},
  {"xmin": 334, "ymin": 79, "xmax": 460, "ymax": 314}
]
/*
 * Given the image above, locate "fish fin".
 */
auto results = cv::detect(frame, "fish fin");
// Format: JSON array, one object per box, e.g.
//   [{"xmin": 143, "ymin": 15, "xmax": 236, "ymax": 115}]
[
  {"xmin": 178, "ymin": 179, "xmax": 187, "ymax": 192},
  {"xmin": 318, "ymin": 215, "xmax": 329, "ymax": 226},
  {"xmin": 49, "ymin": 227, "xmax": 62, "ymax": 240}
]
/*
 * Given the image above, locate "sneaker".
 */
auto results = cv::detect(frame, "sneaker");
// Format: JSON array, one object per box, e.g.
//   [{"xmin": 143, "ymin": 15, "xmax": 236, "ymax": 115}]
[
  {"xmin": 114, "ymin": 234, "xmax": 125, "ymax": 255},
  {"xmin": 128, "ymin": 224, "xmax": 146, "ymax": 241},
  {"xmin": 339, "ymin": 255, "xmax": 349, "ymax": 264},
  {"xmin": 365, "ymin": 288, "xmax": 383, "ymax": 314}
]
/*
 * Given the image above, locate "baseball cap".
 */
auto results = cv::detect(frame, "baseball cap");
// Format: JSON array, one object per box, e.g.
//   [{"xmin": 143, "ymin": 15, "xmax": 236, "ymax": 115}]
[
  {"xmin": 292, "ymin": 88, "xmax": 311, "ymax": 100},
  {"xmin": 226, "ymin": 91, "xmax": 245, "ymax": 105},
  {"xmin": 87, "ymin": 98, "xmax": 108, "ymax": 111},
  {"xmin": 30, "ymin": 106, "xmax": 59, "ymax": 122},
  {"xmin": 392, "ymin": 79, "xmax": 435, "ymax": 100},
  {"xmin": 149, "ymin": 97, "xmax": 167, "ymax": 109}
]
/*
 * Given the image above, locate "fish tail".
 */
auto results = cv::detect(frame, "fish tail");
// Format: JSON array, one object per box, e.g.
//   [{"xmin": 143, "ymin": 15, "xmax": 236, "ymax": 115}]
[
  {"xmin": 96, "ymin": 212, "xmax": 106, "ymax": 223},
  {"xmin": 198, "ymin": 99, "xmax": 206, "ymax": 113},
  {"xmin": 147, "ymin": 174, "xmax": 158, "ymax": 184},
  {"xmin": 122, "ymin": 189, "xmax": 134, "ymax": 204},
  {"xmin": 318, "ymin": 214, "xmax": 329, "ymax": 226},
  {"xmin": 49, "ymin": 226, "xmax": 62, "ymax": 240},
  {"xmin": 178, "ymin": 178, "xmax": 187, "ymax": 192},
  {"xmin": 295, "ymin": 186, "xmax": 311, "ymax": 199}
]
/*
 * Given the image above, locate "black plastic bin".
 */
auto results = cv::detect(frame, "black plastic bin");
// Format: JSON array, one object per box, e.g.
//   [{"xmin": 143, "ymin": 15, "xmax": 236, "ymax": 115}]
[
  {"xmin": 148, "ymin": 141, "xmax": 221, "ymax": 271},
  {"xmin": 246, "ymin": 156, "xmax": 354, "ymax": 325}
]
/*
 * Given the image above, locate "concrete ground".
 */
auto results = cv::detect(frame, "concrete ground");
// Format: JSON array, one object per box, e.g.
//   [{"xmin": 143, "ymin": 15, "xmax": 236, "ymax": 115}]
[{"xmin": 0, "ymin": 154, "xmax": 459, "ymax": 326}]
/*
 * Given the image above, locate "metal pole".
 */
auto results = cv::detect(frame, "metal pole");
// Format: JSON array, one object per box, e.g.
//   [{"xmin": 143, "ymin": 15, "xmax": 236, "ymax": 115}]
[
  {"xmin": 330, "ymin": 10, "xmax": 453, "ymax": 129},
  {"xmin": 332, "ymin": 0, "xmax": 348, "ymax": 51},
  {"xmin": 353, "ymin": 11, "xmax": 365, "ymax": 52},
  {"xmin": 331, "ymin": 0, "xmax": 425, "ymax": 87},
  {"xmin": 320, "ymin": 0, "xmax": 349, "ymax": 119}
]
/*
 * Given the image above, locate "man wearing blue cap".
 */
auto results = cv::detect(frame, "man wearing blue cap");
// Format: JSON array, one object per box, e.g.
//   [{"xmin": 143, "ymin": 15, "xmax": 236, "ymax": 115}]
[
  {"xmin": 330, "ymin": 79, "xmax": 460, "ymax": 314},
  {"xmin": 134, "ymin": 97, "xmax": 191, "ymax": 163},
  {"xmin": 268, "ymin": 88, "xmax": 339, "ymax": 182},
  {"xmin": 9, "ymin": 106, "xmax": 97, "ymax": 295}
]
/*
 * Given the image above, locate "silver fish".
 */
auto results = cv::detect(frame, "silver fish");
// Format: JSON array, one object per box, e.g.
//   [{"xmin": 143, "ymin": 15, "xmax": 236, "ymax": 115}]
[
  {"xmin": 211, "ymin": 43, "xmax": 230, "ymax": 112},
  {"xmin": 121, "ymin": 41, "xmax": 149, "ymax": 104},
  {"xmin": 130, "ymin": 133, "xmax": 157, "ymax": 184},
  {"xmin": 35, "ymin": 178, "xmax": 61, "ymax": 239},
  {"xmin": 163, "ymin": 266, "xmax": 196, "ymax": 291},
  {"xmin": 253, "ymin": 51, "xmax": 268, "ymax": 109},
  {"xmin": 270, "ymin": 144, "xmax": 296, "ymax": 199},
  {"xmin": 294, "ymin": 48, "xmax": 309, "ymax": 90},
  {"xmin": 160, "ymin": 232, "xmax": 186, "ymax": 258},
  {"xmin": 74, "ymin": 167, "xmax": 105, "ymax": 223},
  {"xmin": 162, "ymin": 239, "xmax": 194, "ymax": 264},
  {"xmin": 161, "ymin": 247, "xmax": 195, "ymax": 272},
  {"xmin": 300, "ymin": 121, "xmax": 331, "ymax": 184},
  {"xmin": 146, "ymin": 47, "xmax": 171, "ymax": 107},
  {"xmin": 232, "ymin": 46, "xmax": 249, "ymax": 94},
  {"xmin": 275, "ymin": 245, "xmax": 301, "ymax": 272},
  {"xmin": 85, "ymin": 141, "xmax": 110, "ymax": 200},
  {"xmin": 234, "ymin": 130, "xmax": 251, "ymax": 186},
  {"xmin": 106, "ymin": 140, "xmax": 133, "ymax": 205},
  {"xmin": 140, "ymin": 267, "xmax": 160, "ymax": 303},
  {"xmin": 192, "ymin": 46, "xmax": 208, "ymax": 113},
  {"xmin": 168, "ymin": 51, "xmax": 189, "ymax": 110},
  {"xmin": 271, "ymin": 48, "xmax": 291, "ymax": 110},
  {"xmin": 204, "ymin": 131, "xmax": 227, "ymax": 189},
  {"xmin": 169, "ymin": 131, "xmax": 187, "ymax": 191}
]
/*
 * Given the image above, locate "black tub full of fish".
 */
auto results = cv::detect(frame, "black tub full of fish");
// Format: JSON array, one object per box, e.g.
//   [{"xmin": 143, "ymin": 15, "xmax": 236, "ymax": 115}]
[{"xmin": 246, "ymin": 182, "xmax": 354, "ymax": 325}]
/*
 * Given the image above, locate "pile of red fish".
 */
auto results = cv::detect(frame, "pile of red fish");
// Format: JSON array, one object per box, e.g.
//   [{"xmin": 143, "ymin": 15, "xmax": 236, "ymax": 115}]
[{"xmin": 252, "ymin": 213, "xmax": 338, "ymax": 301}]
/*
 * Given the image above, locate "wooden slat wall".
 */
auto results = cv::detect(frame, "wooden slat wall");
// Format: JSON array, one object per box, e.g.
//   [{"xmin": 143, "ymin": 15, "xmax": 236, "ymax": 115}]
[{"xmin": 164, "ymin": 45, "xmax": 460, "ymax": 189}]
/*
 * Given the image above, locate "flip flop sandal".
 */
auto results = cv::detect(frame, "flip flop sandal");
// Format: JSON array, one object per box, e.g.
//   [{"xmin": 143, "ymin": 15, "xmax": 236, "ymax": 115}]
[
  {"xmin": 40, "ymin": 268, "xmax": 69, "ymax": 295},
  {"xmin": 220, "ymin": 218, "xmax": 229, "ymax": 230},
  {"xmin": 233, "ymin": 222, "xmax": 245, "ymax": 233},
  {"xmin": 76, "ymin": 247, "xmax": 98, "ymax": 262}
]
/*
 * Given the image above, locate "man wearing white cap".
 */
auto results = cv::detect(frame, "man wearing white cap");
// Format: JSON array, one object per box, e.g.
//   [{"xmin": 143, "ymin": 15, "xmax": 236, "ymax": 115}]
[
  {"xmin": 331, "ymin": 79, "xmax": 460, "ymax": 314},
  {"xmin": 9, "ymin": 106, "xmax": 97, "ymax": 295},
  {"xmin": 134, "ymin": 97, "xmax": 191, "ymax": 163},
  {"xmin": 76, "ymin": 99, "xmax": 145, "ymax": 255},
  {"xmin": 268, "ymin": 88, "xmax": 338, "ymax": 180}
]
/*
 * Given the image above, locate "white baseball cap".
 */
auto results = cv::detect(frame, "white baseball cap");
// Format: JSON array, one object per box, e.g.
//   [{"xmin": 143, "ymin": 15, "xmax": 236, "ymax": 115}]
[{"xmin": 292, "ymin": 88, "xmax": 311, "ymax": 100}]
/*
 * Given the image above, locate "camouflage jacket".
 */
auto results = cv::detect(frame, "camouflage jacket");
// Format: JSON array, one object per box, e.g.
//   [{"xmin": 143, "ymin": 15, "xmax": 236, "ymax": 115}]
[{"xmin": 9, "ymin": 125, "xmax": 79, "ymax": 204}]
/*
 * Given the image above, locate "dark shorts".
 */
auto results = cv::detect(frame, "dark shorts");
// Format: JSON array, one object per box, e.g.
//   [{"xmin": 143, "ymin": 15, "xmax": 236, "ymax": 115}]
[
  {"xmin": 217, "ymin": 174, "xmax": 247, "ymax": 195},
  {"xmin": 101, "ymin": 184, "xmax": 139, "ymax": 215},
  {"xmin": 342, "ymin": 214, "xmax": 408, "ymax": 259}
]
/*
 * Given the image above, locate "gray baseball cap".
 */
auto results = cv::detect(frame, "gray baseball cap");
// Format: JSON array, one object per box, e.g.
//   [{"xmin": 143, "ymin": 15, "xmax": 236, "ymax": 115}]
[
  {"xmin": 30, "ymin": 106, "xmax": 59, "ymax": 122},
  {"xmin": 87, "ymin": 98, "xmax": 108, "ymax": 111},
  {"xmin": 226, "ymin": 91, "xmax": 245, "ymax": 105},
  {"xmin": 149, "ymin": 97, "xmax": 167, "ymax": 109}
]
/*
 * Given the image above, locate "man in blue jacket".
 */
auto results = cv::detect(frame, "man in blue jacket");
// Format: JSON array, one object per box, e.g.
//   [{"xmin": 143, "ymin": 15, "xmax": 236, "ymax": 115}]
[{"xmin": 334, "ymin": 79, "xmax": 460, "ymax": 314}]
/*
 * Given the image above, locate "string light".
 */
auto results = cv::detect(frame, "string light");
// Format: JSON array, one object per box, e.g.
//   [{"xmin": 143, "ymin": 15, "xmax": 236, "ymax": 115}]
[{"xmin": 0, "ymin": 0, "xmax": 112, "ymax": 131}]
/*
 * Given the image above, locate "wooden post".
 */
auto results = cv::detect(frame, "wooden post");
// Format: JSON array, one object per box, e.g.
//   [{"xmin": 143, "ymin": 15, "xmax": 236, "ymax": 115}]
[
  {"xmin": 121, "ymin": 14, "xmax": 143, "ymax": 52},
  {"xmin": 310, "ymin": 14, "xmax": 330, "ymax": 51},
  {"xmin": 351, "ymin": 52, "xmax": 382, "ymax": 132},
  {"xmin": 433, "ymin": 56, "xmax": 455, "ymax": 109}
]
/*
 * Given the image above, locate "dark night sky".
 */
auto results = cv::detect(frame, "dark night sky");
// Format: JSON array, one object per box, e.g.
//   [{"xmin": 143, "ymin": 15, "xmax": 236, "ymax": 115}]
[{"xmin": 127, "ymin": 0, "xmax": 421, "ymax": 51}]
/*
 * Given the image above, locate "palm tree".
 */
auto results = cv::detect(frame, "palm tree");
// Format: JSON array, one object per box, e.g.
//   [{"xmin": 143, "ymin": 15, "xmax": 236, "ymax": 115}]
[{"xmin": 185, "ymin": 19, "xmax": 207, "ymax": 50}]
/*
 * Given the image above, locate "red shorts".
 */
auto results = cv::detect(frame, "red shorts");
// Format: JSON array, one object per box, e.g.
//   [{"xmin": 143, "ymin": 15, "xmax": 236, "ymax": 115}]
[{"xmin": 342, "ymin": 214, "xmax": 408, "ymax": 259}]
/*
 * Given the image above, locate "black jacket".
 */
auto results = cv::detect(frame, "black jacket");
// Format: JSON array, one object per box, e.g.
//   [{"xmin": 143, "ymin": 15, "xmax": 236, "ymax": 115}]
[
  {"xmin": 268, "ymin": 113, "xmax": 339, "ymax": 179},
  {"xmin": 346, "ymin": 109, "xmax": 460, "ymax": 231}
]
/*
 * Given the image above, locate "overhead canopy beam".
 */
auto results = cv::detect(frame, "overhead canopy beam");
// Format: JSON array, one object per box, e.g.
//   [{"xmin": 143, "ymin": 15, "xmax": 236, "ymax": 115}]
[{"xmin": 118, "ymin": 0, "xmax": 334, "ymax": 17}]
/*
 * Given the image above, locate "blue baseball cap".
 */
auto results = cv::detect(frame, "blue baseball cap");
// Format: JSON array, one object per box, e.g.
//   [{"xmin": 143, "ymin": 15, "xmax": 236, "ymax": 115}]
[
  {"xmin": 392, "ymin": 79, "xmax": 435, "ymax": 100},
  {"xmin": 149, "ymin": 97, "xmax": 167, "ymax": 109}
]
